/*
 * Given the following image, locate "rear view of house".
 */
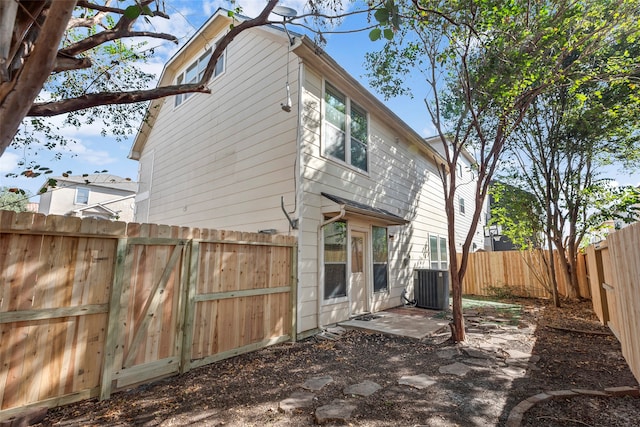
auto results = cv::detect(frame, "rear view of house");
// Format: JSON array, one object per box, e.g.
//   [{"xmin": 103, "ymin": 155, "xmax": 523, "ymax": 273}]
[
  {"xmin": 130, "ymin": 9, "xmax": 486, "ymax": 337},
  {"xmin": 38, "ymin": 174, "xmax": 137, "ymax": 222}
]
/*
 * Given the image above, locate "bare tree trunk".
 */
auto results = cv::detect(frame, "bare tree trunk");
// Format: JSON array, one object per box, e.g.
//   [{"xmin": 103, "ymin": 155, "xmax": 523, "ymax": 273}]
[
  {"xmin": 546, "ymin": 238, "xmax": 561, "ymax": 307},
  {"xmin": 446, "ymin": 186, "xmax": 465, "ymax": 342},
  {"xmin": 555, "ymin": 241, "xmax": 578, "ymax": 299}
]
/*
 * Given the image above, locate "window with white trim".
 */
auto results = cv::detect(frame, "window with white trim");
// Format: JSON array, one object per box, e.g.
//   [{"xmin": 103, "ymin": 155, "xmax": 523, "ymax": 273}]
[
  {"xmin": 429, "ymin": 234, "xmax": 448, "ymax": 270},
  {"xmin": 75, "ymin": 187, "xmax": 89, "ymax": 205},
  {"xmin": 372, "ymin": 226, "xmax": 389, "ymax": 292},
  {"xmin": 174, "ymin": 46, "xmax": 225, "ymax": 107},
  {"xmin": 324, "ymin": 221, "xmax": 347, "ymax": 299},
  {"xmin": 323, "ymin": 82, "xmax": 368, "ymax": 172},
  {"xmin": 459, "ymin": 197, "xmax": 465, "ymax": 215}
]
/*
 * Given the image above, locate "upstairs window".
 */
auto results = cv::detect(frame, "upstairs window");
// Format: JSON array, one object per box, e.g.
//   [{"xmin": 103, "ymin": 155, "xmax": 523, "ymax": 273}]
[
  {"xmin": 324, "ymin": 82, "xmax": 368, "ymax": 172},
  {"xmin": 459, "ymin": 197, "xmax": 465, "ymax": 215},
  {"xmin": 75, "ymin": 187, "xmax": 89, "ymax": 205},
  {"xmin": 175, "ymin": 46, "xmax": 225, "ymax": 107}
]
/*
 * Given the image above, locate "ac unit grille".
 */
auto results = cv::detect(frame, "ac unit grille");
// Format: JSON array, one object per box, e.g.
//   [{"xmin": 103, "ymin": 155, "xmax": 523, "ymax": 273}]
[{"xmin": 413, "ymin": 269, "xmax": 449, "ymax": 310}]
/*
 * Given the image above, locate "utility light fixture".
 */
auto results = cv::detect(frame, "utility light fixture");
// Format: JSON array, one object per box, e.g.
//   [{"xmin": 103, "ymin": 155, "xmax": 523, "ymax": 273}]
[{"xmin": 272, "ymin": 6, "xmax": 298, "ymax": 112}]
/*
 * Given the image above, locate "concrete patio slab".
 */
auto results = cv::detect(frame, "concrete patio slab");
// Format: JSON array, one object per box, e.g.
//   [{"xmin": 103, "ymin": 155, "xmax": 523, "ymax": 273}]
[{"xmin": 338, "ymin": 309, "xmax": 449, "ymax": 339}]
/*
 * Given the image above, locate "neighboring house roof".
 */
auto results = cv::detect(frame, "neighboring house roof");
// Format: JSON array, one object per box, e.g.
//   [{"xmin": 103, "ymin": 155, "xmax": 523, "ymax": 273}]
[
  {"xmin": 423, "ymin": 135, "xmax": 477, "ymax": 166},
  {"xmin": 42, "ymin": 174, "xmax": 138, "ymax": 193},
  {"xmin": 130, "ymin": 8, "xmax": 446, "ymax": 167},
  {"xmin": 321, "ymin": 192, "xmax": 409, "ymax": 225}
]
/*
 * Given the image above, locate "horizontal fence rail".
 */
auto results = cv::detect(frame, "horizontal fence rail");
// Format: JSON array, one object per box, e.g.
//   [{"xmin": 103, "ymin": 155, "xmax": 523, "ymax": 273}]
[
  {"xmin": 0, "ymin": 211, "xmax": 296, "ymax": 419},
  {"xmin": 459, "ymin": 249, "xmax": 589, "ymax": 299},
  {"xmin": 584, "ymin": 223, "xmax": 640, "ymax": 383}
]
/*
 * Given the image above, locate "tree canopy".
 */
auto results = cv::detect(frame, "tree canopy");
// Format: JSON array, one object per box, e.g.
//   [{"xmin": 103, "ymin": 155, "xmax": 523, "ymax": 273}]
[{"xmin": 366, "ymin": 0, "xmax": 640, "ymax": 340}]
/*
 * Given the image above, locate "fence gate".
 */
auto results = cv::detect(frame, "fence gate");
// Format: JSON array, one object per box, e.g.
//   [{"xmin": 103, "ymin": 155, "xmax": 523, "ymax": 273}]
[{"xmin": 101, "ymin": 238, "xmax": 190, "ymax": 399}]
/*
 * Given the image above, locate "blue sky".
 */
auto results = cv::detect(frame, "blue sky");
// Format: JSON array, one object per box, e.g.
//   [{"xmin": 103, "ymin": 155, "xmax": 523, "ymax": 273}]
[{"xmin": 1, "ymin": 0, "xmax": 637, "ymax": 200}]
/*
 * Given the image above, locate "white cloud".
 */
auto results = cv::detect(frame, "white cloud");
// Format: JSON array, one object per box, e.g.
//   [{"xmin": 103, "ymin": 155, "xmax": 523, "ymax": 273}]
[
  {"xmin": 61, "ymin": 141, "xmax": 117, "ymax": 166},
  {"xmin": 0, "ymin": 152, "xmax": 20, "ymax": 173}
]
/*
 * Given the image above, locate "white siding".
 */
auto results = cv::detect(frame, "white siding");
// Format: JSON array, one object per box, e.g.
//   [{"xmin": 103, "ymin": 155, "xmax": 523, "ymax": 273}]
[
  {"xmin": 427, "ymin": 141, "xmax": 488, "ymax": 252},
  {"xmin": 138, "ymin": 28, "xmax": 298, "ymax": 233},
  {"xmin": 299, "ymin": 66, "xmax": 451, "ymax": 328},
  {"xmin": 134, "ymin": 19, "xmax": 477, "ymax": 334}
]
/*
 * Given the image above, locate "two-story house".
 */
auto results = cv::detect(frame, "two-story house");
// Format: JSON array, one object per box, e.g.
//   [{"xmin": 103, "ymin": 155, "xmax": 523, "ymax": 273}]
[
  {"xmin": 38, "ymin": 174, "xmax": 137, "ymax": 222},
  {"xmin": 129, "ymin": 9, "xmax": 485, "ymax": 337}
]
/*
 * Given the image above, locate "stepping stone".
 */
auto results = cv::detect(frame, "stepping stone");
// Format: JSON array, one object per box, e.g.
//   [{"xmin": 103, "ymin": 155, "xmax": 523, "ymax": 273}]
[
  {"xmin": 398, "ymin": 374, "xmax": 437, "ymax": 389},
  {"xmin": 439, "ymin": 362, "xmax": 471, "ymax": 376},
  {"xmin": 463, "ymin": 357, "xmax": 497, "ymax": 367},
  {"xmin": 476, "ymin": 342, "xmax": 503, "ymax": 352},
  {"xmin": 463, "ymin": 347, "xmax": 498, "ymax": 360},
  {"xmin": 278, "ymin": 391, "xmax": 315, "ymax": 412},
  {"xmin": 326, "ymin": 326, "xmax": 346, "ymax": 335},
  {"xmin": 436, "ymin": 348, "xmax": 461, "ymax": 359},
  {"xmin": 344, "ymin": 380, "xmax": 382, "ymax": 397},
  {"xmin": 315, "ymin": 399, "xmax": 356, "ymax": 424},
  {"xmin": 505, "ymin": 349, "xmax": 532, "ymax": 360},
  {"xmin": 501, "ymin": 366, "xmax": 527, "ymax": 377},
  {"xmin": 302, "ymin": 376, "xmax": 334, "ymax": 391}
]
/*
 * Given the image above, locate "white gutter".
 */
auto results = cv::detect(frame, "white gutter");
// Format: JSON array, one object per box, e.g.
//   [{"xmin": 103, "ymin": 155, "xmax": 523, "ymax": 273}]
[{"xmin": 316, "ymin": 205, "xmax": 346, "ymax": 330}]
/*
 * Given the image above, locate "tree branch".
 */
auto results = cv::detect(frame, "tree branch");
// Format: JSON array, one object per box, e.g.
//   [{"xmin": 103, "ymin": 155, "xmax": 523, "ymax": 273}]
[
  {"xmin": 61, "ymin": 0, "xmax": 175, "ymax": 57},
  {"xmin": 52, "ymin": 53, "xmax": 92, "ymax": 72},
  {"xmin": 199, "ymin": 0, "xmax": 279, "ymax": 84},
  {"xmin": 0, "ymin": 1, "xmax": 77, "ymax": 155},
  {"xmin": 27, "ymin": 84, "xmax": 211, "ymax": 117}
]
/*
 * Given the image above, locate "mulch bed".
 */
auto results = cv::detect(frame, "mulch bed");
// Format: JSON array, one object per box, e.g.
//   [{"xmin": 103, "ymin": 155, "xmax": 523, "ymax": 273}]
[{"xmin": 29, "ymin": 298, "xmax": 639, "ymax": 426}]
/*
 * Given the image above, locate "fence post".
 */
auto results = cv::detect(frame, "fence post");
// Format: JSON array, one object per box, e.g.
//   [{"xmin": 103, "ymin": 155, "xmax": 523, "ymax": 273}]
[
  {"xmin": 594, "ymin": 247, "xmax": 610, "ymax": 324},
  {"xmin": 100, "ymin": 237, "xmax": 128, "ymax": 401},
  {"xmin": 290, "ymin": 244, "xmax": 298, "ymax": 342},
  {"xmin": 180, "ymin": 240, "xmax": 200, "ymax": 374}
]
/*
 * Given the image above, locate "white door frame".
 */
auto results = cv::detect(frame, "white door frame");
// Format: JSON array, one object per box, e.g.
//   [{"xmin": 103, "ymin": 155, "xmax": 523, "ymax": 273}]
[{"xmin": 349, "ymin": 226, "xmax": 370, "ymax": 315}]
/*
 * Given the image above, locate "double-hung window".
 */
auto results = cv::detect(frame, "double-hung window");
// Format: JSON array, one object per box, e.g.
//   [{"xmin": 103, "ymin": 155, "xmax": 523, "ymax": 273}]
[
  {"xmin": 324, "ymin": 82, "xmax": 368, "ymax": 172},
  {"xmin": 175, "ymin": 46, "xmax": 225, "ymax": 107},
  {"xmin": 429, "ymin": 234, "xmax": 448, "ymax": 270},
  {"xmin": 324, "ymin": 221, "xmax": 347, "ymax": 300},
  {"xmin": 372, "ymin": 226, "xmax": 389, "ymax": 292},
  {"xmin": 75, "ymin": 187, "xmax": 89, "ymax": 205}
]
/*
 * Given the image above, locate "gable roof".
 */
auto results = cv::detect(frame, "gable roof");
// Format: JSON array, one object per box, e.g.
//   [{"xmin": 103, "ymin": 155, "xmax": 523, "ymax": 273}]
[
  {"xmin": 129, "ymin": 8, "xmax": 446, "ymax": 168},
  {"xmin": 42, "ymin": 174, "xmax": 138, "ymax": 193}
]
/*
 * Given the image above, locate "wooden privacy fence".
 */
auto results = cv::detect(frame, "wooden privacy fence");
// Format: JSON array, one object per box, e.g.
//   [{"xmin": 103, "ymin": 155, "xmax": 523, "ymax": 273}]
[
  {"xmin": 460, "ymin": 250, "xmax": 589, "ymax": 299},
  {"xmin": 0, "ymin": 211, "xmax": 296, "ymax": 419},
  {"xmin": 584, "ymin": 223, "xmax": 640, "ymax": 383}
]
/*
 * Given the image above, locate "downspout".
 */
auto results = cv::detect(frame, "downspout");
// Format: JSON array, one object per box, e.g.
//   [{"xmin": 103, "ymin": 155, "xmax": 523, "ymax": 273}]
[
  {"xmin": 293, "ymin": 50, "xmax": 304, "ymax": 337},
  {"xmin": 316, "ymin": 205, "xmax": 346, "ymax": 330}
]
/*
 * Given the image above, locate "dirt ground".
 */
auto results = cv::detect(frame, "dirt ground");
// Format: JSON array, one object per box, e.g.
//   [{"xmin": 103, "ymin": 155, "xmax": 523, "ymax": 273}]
[{"xmin": 36, "ymin": 298, "xmax": 639, "ymax": 426}]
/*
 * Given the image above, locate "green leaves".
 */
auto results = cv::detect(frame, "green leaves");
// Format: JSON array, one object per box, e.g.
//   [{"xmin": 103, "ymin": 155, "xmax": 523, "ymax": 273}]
[
  {"xmin": 369, "ymin": 28, "xmax": 382, "ymax": 41},
  {"xmin": 374, "ymin": 8, "xmax": 389, "ymax": 24},
  {"xmin": 370, "ymin": 1, "xmax": 401, "ymax": 42},
  {"xmin": 0, "ymin": 187, "xmax": 29, "ymax": 212},
  {"xmin": 123, "ymin": 4, "xmax": 153, "ymax": 20}
]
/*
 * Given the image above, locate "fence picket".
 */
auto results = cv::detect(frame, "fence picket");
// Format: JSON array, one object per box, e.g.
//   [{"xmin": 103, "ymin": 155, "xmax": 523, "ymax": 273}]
[{"xmin": 0, "ymin": 212, "xmax": 295, "ymax": 416}]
